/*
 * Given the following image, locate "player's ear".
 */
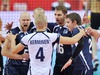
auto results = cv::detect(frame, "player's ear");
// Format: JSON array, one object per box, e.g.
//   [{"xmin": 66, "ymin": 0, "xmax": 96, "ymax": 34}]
[
  {"xmin": 45, "ymin": 22, "xmax": 47, "ymax": 28},
  {"xmin": 73, "ymin": 20, "xmax": 77, "ymax": 24}
]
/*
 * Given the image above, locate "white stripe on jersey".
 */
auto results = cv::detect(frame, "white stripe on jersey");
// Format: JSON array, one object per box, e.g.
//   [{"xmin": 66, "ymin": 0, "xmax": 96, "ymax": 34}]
[{"xmin": 80, "ymin": 51, "xmax": 90, "ymax": 70}]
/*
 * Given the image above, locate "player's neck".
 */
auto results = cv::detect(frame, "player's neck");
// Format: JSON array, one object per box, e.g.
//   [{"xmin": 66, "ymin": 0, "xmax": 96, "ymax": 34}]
[{"xmin": 36, "ymin": 28, "xmax": 45, "ymax": 32}]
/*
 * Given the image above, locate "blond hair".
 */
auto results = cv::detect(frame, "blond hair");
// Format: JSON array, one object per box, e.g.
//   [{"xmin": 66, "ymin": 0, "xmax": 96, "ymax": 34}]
[
  {"xmin": 34, "ymin": 7, "xmax": 45, "ymax": 15},
  {"xmin": 34, "ymin": 13, "xmax": 47, "ymax": 26}
]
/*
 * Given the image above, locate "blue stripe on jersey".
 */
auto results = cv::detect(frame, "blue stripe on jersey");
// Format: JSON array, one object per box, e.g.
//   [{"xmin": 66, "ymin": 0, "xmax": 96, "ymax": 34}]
[
  {"xmin": 28, "ymin": 32, "xmax": 37, "ymax": 42},
  {"xmin": 42, "ymin": 32, "xmax": 50, "ymax": 39},
  {"xmin": 20, "ymin": 41, "xmax": 27, "ymax": 46}
]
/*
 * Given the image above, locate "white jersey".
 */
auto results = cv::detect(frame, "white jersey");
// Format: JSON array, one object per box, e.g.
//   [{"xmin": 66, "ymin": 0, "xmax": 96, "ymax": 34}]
[{"xmin": 21, "ymin": 31, "xmax": 60, "ymax": 75}]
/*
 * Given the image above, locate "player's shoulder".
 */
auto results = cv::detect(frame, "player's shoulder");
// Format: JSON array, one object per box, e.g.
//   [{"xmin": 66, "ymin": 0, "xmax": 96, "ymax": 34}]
[
  {"xmin": 48, "ymin": 22, "xmax": 57, "ymax": 26},
  {"xmin": 11, "ymin": 27, "xmax": 20, "ymax": 34},
  {"xmin": 53, "ymin": 24, "xmax": 60, "ymax": 30}
]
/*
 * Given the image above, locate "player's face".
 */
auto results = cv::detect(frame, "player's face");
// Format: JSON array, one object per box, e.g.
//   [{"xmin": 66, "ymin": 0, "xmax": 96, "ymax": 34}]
[
  {"xmin": 66, "ymin": 18, "xmax": 75, "ymax": 31},
  {"xmin": 19, "ymin": 15, "xmax": 30, "ymax": 31},
  {"xmin": 54, "ymin": 10, "xmax": 66, "ymax": 25}
]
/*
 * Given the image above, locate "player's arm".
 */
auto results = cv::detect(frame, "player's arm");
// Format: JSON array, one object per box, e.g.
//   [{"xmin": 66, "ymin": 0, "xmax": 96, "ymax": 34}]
[
  {"xmin": 1, "ymin": 38, "xmax": 24, "ymax": 60},
  {"xmin": 59, "ymin": 28, "xmax": 85, "ymax": 44},
  {"xmin": 86, "ymin": 27, "xmax": 100, "ymax": 41},
  {"xmin": 0, "ymin": 35, "xmax": 5, "ymax": 42},
  {"xmin": 11, "ymin": 43, "xmax": 25, "ymax": 54},
  {"xmin": 85, "ymin": 0, "xmax": 91, "ymax": 15},
  {"xmin": 7, "ymin": 32, "xmax": 25, "ymax": 54},
  {"xmin": 61, "ymin": 38, "xmax": 84, "ymax": 71}
]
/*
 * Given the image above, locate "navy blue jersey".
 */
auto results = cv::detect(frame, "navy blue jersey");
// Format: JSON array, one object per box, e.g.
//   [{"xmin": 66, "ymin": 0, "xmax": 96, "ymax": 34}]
[
  {"xmin": 0, "ymin": 46, "xmax": 3, "ymax": 67},
  {"xmin": 72, "ymin": 26, "xmax": 93, "ymax": 70},
  {"xmin": 0, "ymin": 46, "xmax": 3, "ymax": 75},
  {"xmin": 29, "ymin": 22, "xmax": 57, "ymax": 33},
  {"xmin": 53, "ymin": 25, "xmax": 72, "ymax": 66},
  {"xmin": 6, "ymin": 27, "xmax": 30, "ymax": 66}
]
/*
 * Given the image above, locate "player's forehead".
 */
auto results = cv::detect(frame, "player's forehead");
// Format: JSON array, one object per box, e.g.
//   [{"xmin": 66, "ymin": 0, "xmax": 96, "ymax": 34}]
[
  {"xmin": 20, "ymin": 12, "xmax": 30, "ymax": 19},
  {"xmin": 54, "ymin": 10, "xmax": 64, "ymax": 16}
]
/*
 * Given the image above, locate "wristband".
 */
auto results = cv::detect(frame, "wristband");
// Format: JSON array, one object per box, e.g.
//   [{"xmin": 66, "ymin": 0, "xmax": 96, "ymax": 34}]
[{"xmin": 70, "ymin": 57, "xmax": 74, "ymax": 61}]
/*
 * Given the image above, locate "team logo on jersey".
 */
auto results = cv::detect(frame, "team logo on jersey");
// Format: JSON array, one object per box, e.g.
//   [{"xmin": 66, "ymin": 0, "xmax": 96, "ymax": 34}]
[{"xmin": 63, "ymin": 29, "xmax": 68, "ymax": 34}]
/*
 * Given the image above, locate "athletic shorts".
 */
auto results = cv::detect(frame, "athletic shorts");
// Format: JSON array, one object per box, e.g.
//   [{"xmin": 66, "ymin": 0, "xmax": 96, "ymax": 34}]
[
  {"xmin": 4, "ymin": 65, "xmax": 29, "ymax": 75},
  {"xmin": 53, "ymin": 65, "xmax": 74, "ymax": 75},
  {"xmin": 0, "ymin": 46, "xmax": 3, "ymax": 75},
  {"xmin": 91, "ymin": 12, "xmax": 100, "ymax": 29},
  {"xmin": 72, "ymin": 69, "xmax": 93, "ymax": 75}
]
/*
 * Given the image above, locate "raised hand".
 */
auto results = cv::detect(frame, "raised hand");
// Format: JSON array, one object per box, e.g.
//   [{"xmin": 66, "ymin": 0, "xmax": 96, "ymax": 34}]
[
  {"xmin": 4, "ymin": 22, "xmax": 13, "ymax": 30},
  {"xmin": 82, "ymin": 13, "xmax": 90, "ymax": 24}
]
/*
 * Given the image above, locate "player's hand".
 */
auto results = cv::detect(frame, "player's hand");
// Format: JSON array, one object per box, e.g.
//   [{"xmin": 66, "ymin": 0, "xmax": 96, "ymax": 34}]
[
  {"xmin": 4, "ymin": 22, "xmax": 13, "ymax": 30},
  {"xmin": 85, "ymin": 27, "xmax": 99, "ymax": 41},
  {"xmin": 78, "ymin": 28, "xmax": 86, "ymax": 36},
  {"xmin": 61, "ymin": 59, "xmax": 72, "ymax": 72},
  {"xmin": 82, "ymin": 13, "xmax": 90, "ymax": 24},
  {"xmin": 85, "ymin": 27, "xmax": 93, "ymax": 35},
  {"xmin": 21, "ymin": 53, "xmax": 29, "ymax": 60},
  {"xmin": 6, "ymin": 32, "xmax": 17, "ymax": 41}
]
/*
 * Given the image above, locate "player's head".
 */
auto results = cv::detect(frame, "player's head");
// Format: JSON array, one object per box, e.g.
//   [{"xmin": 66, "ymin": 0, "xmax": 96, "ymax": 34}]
[
  {"xmin": 19, "ymin": 12, "xmax": 31, "ymax": 32},
  {"xmin": 34, "ymin": 12, "xmax": 47, "ymax": 31},
  {"xmin": 54, "ymin": 5, "xmax": 67, "ymax": 26},
  {"xmin": 33, "ymin": 7, "xmax": 45, "ymax": 18},
  {"xmin": 66, "ymin": 13, "xmax": 81, "ymax": 31}
]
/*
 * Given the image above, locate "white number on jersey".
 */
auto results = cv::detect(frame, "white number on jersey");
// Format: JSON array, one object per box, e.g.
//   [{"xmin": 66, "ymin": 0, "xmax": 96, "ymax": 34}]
[{"xmin": 58, "ymin": 44, "xmax": 64, "ymax": 54}]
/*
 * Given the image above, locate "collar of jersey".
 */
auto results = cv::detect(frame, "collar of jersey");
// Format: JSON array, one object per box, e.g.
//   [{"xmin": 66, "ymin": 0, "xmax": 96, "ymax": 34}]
[{"xmin": 36, "ymin": 31, "xmax": 45, "ymax": 33}]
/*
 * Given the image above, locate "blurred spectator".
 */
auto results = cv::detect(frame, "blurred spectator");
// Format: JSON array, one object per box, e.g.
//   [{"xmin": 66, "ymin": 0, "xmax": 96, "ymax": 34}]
[
  {"xmin": 13, "ymin": 3, "xmax": 27, "ymax": 11},
  {"xmin": 51, "ymin": 0, "xmax": 71, "ymax": 10},
  {"xmin": 0, "ymin": 0, "xmax": 10, "ymax": 11},
  {"xmin": 83, "ymin": 0, "xmax": 86, "ymax": 9}
]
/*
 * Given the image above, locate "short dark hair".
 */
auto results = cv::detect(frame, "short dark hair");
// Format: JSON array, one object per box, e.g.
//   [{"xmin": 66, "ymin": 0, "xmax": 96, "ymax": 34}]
[
  {"xmin": 55, "ymin": 5, "xmax": 67, "ymax": 14},
  {"xmin": 66, "ymin": 13, "xmax": 81, "ymax": 25}
]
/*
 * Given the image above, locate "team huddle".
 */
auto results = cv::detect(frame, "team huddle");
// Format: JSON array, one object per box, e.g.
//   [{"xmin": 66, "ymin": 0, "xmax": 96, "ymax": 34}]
[{"xmin": 0, "ymin": 6, "xmax": 100, "ymax": 75}]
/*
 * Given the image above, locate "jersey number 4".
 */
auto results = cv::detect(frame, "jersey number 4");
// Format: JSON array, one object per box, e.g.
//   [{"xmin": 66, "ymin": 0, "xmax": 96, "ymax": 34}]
[{"xmin": 36, "ymin": 47, "xmax": 45, "ymax": 62}]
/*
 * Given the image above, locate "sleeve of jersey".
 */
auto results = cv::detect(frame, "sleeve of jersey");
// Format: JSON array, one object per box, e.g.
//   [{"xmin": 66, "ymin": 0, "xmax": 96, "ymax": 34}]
[
  {"xmin": 20, "ymin": 36, "xmax": 28, "ymax": 46},
  {"xmin": 72, "ymin": 28, "xmax": 79, "ymax": 36},
  {"xmin": 71, "ymin": 37, "xmax": 84, "ymax": 60},
  {"xmin": 52, "ymin": 33, "xmax": 60, "ymax": 44}
]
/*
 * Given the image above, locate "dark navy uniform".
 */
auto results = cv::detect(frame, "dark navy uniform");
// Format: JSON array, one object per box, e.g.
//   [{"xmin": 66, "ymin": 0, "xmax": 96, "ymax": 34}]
[
  {"xmin": 53, "ymin": 25, "xmax": 73, "ymax": 75},
  {"xmin": 4, "ymin": 27, "xmax": 30, "ymax": 75},
  {"xmin": 29, "ymin": 22, "xmax": 57, "ymax": 33},
  {"xmin": 72, "ymin": 26, "xmax": 93, "ymax": 75}
]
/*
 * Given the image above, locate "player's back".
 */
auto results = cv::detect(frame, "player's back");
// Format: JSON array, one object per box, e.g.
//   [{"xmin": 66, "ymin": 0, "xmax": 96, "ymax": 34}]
[{"xmin": 21, "ymin": 31, "xmax": 59, "ymax": 75}]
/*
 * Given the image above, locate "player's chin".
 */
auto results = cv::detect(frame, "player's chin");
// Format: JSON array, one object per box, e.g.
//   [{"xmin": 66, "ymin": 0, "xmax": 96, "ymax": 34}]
[{"xmin": 23, "ymin": 26, "xmax": 28, "ymax": 31}]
